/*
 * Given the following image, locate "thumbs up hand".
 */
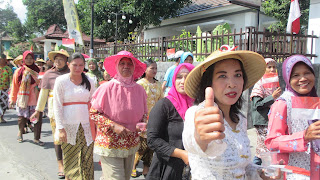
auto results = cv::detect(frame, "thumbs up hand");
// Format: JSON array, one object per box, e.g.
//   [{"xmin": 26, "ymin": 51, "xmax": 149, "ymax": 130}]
[{"xmin": 194, "ymin": 87, "xmax": 225, "ymax": 152}]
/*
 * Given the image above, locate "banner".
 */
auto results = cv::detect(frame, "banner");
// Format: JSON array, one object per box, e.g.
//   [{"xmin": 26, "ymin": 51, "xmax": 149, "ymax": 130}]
[
  {"xmin": 63, "ymin": 0, "xmax": 84, "ymax": 45},
  {"xmin": 62, "ymin": 38, "xmax": 75, "ymax": 49}
]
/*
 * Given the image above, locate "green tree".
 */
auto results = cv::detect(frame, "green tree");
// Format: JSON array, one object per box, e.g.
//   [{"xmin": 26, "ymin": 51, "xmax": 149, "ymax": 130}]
[
  {"xmin": 262, "ymin": 0, "xmax": 310, "ymax": 33},
  {"xmin": 23, "ymin": 0, "xmax": 67, "ymax": 34},
  {"xmin": 0, "ymin": 4, "xmax": 19, "ymax": 32},
  {"xmin": 5, "ymin": 19, "xmax": 28, "ymax": 42},
  {"xmin": 76, "ymin": 0, "xmax": 192, "ymax": 41}
]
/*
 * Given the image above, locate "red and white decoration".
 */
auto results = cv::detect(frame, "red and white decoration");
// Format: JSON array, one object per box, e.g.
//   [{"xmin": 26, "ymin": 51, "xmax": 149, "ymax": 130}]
[
  {"xmin": 62, "ymin": 38, "xmax": 75, "ymax": 49},
  {"xmin": 291, "ymin": 97, "xmax": 320, "ymax": 120},
  {"xmin": 287, "ymin": 0, "xmax": 301, "ymax": 34}
]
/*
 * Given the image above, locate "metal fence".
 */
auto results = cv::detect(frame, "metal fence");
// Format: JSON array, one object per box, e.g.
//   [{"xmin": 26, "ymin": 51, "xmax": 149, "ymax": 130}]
[{"xmin": 87, "ymin": 26, "xmax": 318, "ymax": 62}]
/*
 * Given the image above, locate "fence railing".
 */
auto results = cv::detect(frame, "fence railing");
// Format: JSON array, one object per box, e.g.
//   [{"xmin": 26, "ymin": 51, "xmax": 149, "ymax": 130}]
[{"xmin": 87, "ymin": 26, "xmax": 318, "ymax": 62}]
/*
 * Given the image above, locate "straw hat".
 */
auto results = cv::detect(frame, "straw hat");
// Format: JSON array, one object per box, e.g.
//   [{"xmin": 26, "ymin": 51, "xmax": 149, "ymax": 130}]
[
  {"xmin": 35, "ymin": 59, "xmax": 46, "ymax": 63},
  {"xmin": 185, "ymin": 45, "xmax": 266, "ymax": 99},
  {"xmin": 48, "ymin": 49, "xmax": 70, "ymax": 61},
  {"xmin": 6, "ymin": 55, "xmax": 13, "ymax": 60},
  {"xmin": 104, "ymin": 51, "xmax": 146, "ymax": 80},
  {"xmin": 13, "ymin": 55, "xmax": 23, "ymax": 65}
]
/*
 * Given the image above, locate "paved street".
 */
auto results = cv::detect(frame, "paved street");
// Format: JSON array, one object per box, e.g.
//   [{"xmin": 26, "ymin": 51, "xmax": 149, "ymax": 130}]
[{"xmin": 0, "ymin": 109, "xmax": 257, "ymax": 180}]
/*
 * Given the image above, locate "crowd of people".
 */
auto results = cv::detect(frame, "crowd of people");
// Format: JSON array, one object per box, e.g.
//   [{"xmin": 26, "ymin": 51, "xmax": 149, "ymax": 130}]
[{"xmin": 0, "ymin": 46, "xmax": 319, "ymax": 180}]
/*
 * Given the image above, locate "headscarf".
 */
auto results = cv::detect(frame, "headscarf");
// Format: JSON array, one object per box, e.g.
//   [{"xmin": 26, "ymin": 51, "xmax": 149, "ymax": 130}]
[
  {"xmin": 87, "ymin": 58, "xmax": 103, "ymax": 81},
  {"xmin": 180, "ymin": 52, "xmax": 194, "ymax": 64},
  {"xmin": 282, "ymin": 55, "xmax": 317, "ymax": 97},
  {"xmin": 17, "ymin": 51, "xmax": 40, "ymax": 85},
  {"xmin": 166, "ymin": 63, "xmax": 195, "ymax": 120},
  {"xmin": 91, "ymin": 56, "xmax": 148, "ymax": 131},
  {"xmin": 250, "ymin": 58, "xmax": 279, "ymax": 99},
  {"xmin": 40, "ymin": 65, "xmax": 69, "ymax": 90}
]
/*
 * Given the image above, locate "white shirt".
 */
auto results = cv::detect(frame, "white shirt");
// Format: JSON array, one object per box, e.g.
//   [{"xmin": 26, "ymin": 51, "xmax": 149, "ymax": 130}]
[
  {"xmin": 182, "ymin": 102, "xmax": 262, "ymax": 180},
  {"xmin": 53, "ymin": 73, "xmax": 96, "ymax": 146}
]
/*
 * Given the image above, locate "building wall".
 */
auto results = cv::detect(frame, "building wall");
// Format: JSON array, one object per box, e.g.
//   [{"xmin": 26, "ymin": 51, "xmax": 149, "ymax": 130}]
[
  {"xmin": 308, "ymin": 0, "xmax": 320, "ymax": 63},
  {"xmin": 143, "ymin": 5, "xmax": 276, "ymax": 40}
]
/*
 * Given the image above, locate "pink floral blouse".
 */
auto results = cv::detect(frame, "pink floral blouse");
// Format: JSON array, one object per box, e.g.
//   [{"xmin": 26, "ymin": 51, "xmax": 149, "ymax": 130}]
[{"xmin": 266, "ymin": 99, "xmax": 320, "ymax": 180}]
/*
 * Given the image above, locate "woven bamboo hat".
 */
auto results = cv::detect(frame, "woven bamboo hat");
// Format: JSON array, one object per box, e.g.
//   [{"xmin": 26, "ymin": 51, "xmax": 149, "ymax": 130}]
[
  {"xmin": 13, "ymin": 55, "xmax": 23, "ymax": 65},
  {"xmin": 185, "ymin": 45, "xmax": 266, "ymax": 99},
  {"xmin": 48, "ymin": 49, "xmax": 70, "ymax": 61}
]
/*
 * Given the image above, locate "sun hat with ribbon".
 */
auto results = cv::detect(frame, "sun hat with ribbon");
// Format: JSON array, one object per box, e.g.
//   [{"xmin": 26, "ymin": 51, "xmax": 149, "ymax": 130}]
[
  {"xmin": 104, "ymin": 51, "xmax": 146, "ymax": 80},
  {"xmin": 48, "ymin": 49, "xmax": 70, "ymax": 61},
  {"xmin": 185, "ymin": 45, "xmax": 266, "ymax": 99}
]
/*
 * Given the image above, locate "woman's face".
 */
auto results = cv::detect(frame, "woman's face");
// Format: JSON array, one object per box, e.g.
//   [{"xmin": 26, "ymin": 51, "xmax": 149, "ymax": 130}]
[
  {"xmin": 145, "ymin": 63, "xmax": 157, "ymax": 78},
  {"xmin": 118, "ymin": 58, "xmax": 134, "ymax": 77},
  {"xmin": 54, "ymin": 55, "xmax": 67, "ymax": 69},
  {"xmin": 211, "ymin": 59, "xmax": 244, "ymax": 109},
  {"xmin": 266, "ymin": 61, "xmax": 277, "ymax": 74},
  {"xmin": 68, "ymin": 58, "xmax": 85, "ymax": 76},
  {"xmin": 88, "ymin": 61, "xmax": 96, "ymax": 71},
  {"xmin": 290, "ymin": 63, "xmax": 315, "ymax": 95},
  {"xmin": 24, "ymin": 54, "xmax": 34, "ymax": 66},
  {"xmin": 103, "ymin": 72, "xmax": 111, "ymax": 81},
  {"xmin": 175, "ymin": 68, "xmax": 189, "ymax": 95},
  {"xmin": 184, "ymin": 56, "xmax": 193, "ymax": 64}
]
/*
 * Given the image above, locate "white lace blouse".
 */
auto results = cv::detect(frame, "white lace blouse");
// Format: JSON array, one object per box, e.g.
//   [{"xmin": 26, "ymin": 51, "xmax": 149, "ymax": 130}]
[
  {"xmin": 53, "ymin": 74, "xmax": 96, "ymax": 146},
  {"xmin": 182, "ymin": 102, "xmax": 262, "ymax": 180}
]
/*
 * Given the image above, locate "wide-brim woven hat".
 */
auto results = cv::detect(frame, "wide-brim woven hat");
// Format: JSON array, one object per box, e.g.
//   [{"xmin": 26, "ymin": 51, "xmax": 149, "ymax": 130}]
[
  {"xmin": 48, "ymin": 49, "xmax": 70, "ymax": 61},
  {"xmin": 104, "ymin": 51, "xmax": 146, "ymax": 80},
  {"xmin": 35, "ymin": 59, "xmax": 46, "ymax": 63},
  {"xmin": 185, "ymin": 46, "xmax": 266, "ymax": 99},
  {"xmin": 13, "ymin": 55, "xmax": 23, "ymax": 64}
]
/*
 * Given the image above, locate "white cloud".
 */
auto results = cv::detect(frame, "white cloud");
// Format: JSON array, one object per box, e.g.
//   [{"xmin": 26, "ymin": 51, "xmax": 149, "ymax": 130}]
[{"xmin": 0, "ymin": 0, "xmax": 27, "ymax": 23}]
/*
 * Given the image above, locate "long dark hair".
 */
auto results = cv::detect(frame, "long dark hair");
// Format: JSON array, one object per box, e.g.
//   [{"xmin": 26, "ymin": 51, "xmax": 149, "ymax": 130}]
[
  {"xmin": 194, "ymin": 59, "xmax": 248, "ymax": 123},
  {"xmin": 69, "ymin": 52, "xmax": 91, "ymax": 91},
  {"xmin": 141, "ymin": 58, "xmax": 158, "ymax": 81}
]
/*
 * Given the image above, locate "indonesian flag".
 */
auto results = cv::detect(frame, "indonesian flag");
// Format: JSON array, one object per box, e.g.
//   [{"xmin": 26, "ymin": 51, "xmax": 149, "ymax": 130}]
[
  {"xmin": 287, "ymin": 0, "xmax": 301, "ymax": 34},
  {"xmin": 62, "ymin": 38, "xmax": 75, "ymax": 49},
  {"xmin": 291, "ymin": 97, "xmax": 320, "ymax": 120},
  {"xmin": 38, "ymin": 72, "xmax": 45, "ymax": 80},
  {"xmin": 261, "ymin": 73, "xmax": 279, "ymax": 89}
]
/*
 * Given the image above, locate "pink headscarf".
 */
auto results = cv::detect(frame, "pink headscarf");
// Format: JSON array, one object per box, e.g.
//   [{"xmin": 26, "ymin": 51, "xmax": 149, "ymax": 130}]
[
  {"xmin": 91, "ymin": 57, "xmax": 148, "ymax": 131},
  {"xmin": 166, "ymin": 63, "xmax": 195, "ymax": 120}
]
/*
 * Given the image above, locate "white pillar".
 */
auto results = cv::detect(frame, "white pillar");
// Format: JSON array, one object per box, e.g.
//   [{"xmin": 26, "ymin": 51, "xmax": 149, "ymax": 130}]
[
  {"xmin": 44, "ymin": 41, "xmax": 51, "ymax": 60},
  {"xmin": 308, "ymin": 0, "xmax": 320, "ymax": 63}
]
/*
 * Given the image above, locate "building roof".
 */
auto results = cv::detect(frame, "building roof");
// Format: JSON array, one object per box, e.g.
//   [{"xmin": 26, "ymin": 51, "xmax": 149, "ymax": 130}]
[
  {"xmin": 1, "ymin": 35, "xmax": 13, "ymax": 41},
  {"xmin": 179, "ymin": 0, "xmax": 232, "ymax": 16},
  {"xmin": 33, "ymin": 24, "xmax": 105, "ymax": 44}
]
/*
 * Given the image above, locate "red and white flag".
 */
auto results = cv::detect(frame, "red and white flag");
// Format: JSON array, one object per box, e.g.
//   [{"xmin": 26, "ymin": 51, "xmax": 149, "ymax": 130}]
[
  {"xmin": 62, "ymin": 38, "xmax": 75, "ymax": 49},
  {"xmin": 287, "ymin": 0, "xmax": 301, "ymax": 34},
  {"xmin": 291, "ymin": 97, "xmax": 320, "ymax": 120}
]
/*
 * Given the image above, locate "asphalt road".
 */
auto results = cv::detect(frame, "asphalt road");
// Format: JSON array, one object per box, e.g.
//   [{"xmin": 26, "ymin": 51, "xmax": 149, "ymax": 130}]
[{"xmin": 0, "ymin": 109, "xmax": 257, "ymax": 180}]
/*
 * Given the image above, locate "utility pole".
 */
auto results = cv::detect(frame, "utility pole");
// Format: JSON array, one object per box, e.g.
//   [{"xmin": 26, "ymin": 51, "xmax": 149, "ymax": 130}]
[{"xmin": 90, "ymin": 0, "xmax": 94, "ymax": 58}]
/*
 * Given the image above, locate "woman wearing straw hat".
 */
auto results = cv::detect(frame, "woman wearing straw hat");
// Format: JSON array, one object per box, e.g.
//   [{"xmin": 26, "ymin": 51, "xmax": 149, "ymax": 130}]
[
  {"xmin": 53, "ymin": 52, "xmax": 96, "ymax": 180},
  {"xmin": 9, "ymin": 51, "xmax": 40, "ymax": 143},
  {"xmin": 182, "ymin": 46, "xmax": 280, "ymax": 179},
  {"xmin": 146, "ymin": 63, "xmax": 195, "ymax": 180},
  {"xmin": 90, "ymin": 51, "xmax": 148, "ymax": 180},
  {"xmin": 30, "ymin": 49, "xmax": 70, "ymax": 178}
]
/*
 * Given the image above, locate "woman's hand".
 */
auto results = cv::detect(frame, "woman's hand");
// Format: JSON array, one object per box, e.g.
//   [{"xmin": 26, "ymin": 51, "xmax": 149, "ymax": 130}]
[
  {"xmin": 272, "ymin": 87, "xmax": 282, "ymax": 99},
  {"xmin": 59, "ymin": 128, "xmax": 67, "ymax": 143},
  {"xmin": 30, "ymin": 111, "xmax": 40, "ymax": 121},
  {"xmin": 9, "ymin": 101, "xmax": 15, "ymax": 109},
  {"xmin": 194, "ymin": 87, "xmax": 225, "ymax": 151},
  {"xmin": 305, "ymin": 120, "xmax": 320, "ymax": 141},
  {"xmin": 171, "ymin": 148, "xmax": 189, "ymax": 165},
  {"xmin": 111, "ymin": 122, "xmax": 131, "ymax": 139}
]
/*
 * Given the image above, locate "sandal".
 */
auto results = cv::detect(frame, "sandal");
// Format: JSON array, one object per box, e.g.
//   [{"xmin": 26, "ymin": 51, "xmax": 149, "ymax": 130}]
[
  {"xmin": 33, "ymin": 140, "xmax": 45, "ymax": 146},
  {"xmin": 58, "ymin": 172, "xmax": 65, "ymax": 179},
  {"xmin": 17, "ymin": 136, "xmax": 23, "ymax": 143},
  {"xmin": 131, "ymin": 169, "xmax": 138, "ymax": 178}
]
